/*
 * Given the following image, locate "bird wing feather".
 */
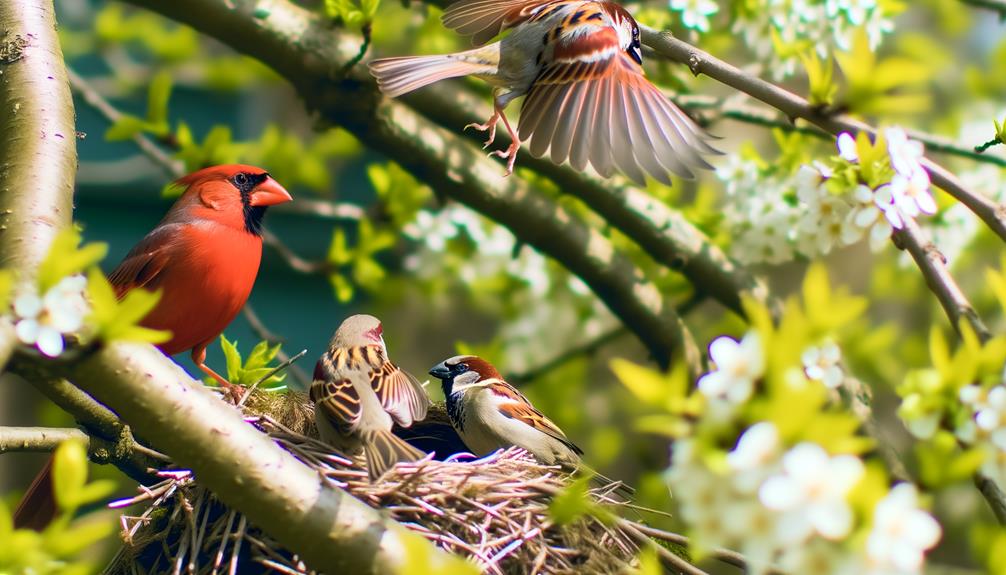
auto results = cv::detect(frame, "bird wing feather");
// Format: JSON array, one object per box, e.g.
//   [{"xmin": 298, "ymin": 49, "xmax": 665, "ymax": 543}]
[
  {"xmin": 311, "ymin": 353, "xmax": 364, "ymax": 432},
  {"xmin": 370, "ymin": 359, "xmax": 431, "ymax": 428},
  {"xmin": 491, "ymin": 382, "xmax": 584, "ymax": 455},
  {"xmin": 519, "ymin": 28, "xmax": 714, "ymax": 184},
  {"xmin": 106, "ymin": 224, "xmax": 181, "ymax": 296},
  {"xmin": 442, "ymin": 0, "xmax": 565, "ymax": 45}
]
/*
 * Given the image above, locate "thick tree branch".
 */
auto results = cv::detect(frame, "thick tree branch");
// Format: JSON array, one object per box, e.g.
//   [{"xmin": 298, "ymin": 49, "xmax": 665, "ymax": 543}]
[
  {"xmin": 638, "ymin": 28, "xmax": 1006, "ymax": 244},
  {"xmin": 0, "ymin": 0, "xmax": 74, "ymax": 276},
  {"xmin": 16, "ymin": 343, "xmax": 423, "ymax": 572},
  {"xmin": 123, "ymin": 0, "xmax": 700, "ymax": 371}
]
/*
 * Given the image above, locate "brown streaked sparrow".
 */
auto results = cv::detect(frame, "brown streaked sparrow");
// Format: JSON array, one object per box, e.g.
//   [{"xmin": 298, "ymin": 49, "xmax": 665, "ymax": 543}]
[
  {"xmin": 429, "ymin": 354, "xmax": 583, "ymax": 467},
  {"xmin": 368, "ymin": 0, "xmax": 718, "ymax": 183},
  {"xmin": 310, "ymin": 314, "xmax": 432, "ymax": 480}
]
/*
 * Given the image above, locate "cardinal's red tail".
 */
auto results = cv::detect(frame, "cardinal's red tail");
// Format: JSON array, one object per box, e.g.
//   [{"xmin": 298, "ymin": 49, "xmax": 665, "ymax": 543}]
[{"xmin": 13, "ymin": 456, "xmax": 58, "ymax": 531}]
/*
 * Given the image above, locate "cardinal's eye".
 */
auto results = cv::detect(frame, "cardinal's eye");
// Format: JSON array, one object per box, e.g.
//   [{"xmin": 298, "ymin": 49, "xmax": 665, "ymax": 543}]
[{"xmin": 234, "ymin": 173, "xmax": 250, "ymax": 187}]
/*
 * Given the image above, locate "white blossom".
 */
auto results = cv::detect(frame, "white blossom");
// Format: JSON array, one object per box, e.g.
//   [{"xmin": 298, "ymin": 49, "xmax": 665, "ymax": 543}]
[
  {"xmin": 698, "ymin": 331, "xmax": 764, "ymax": 405},
  {"xmin": 13, "ymin": 275, "xmax": 90, "ymax": 358},
  {"xmin": 802, "ymin": 342, "xmax": 844, "ymax": 388},
  {"xmin": 759, "ymin": 443, "xmax": 864, "ymax": 543},
  {"xmin": 866, "ymin": 484, "xmax": 941, "ymax": 573},
  {"xmin": 668, "ymin": 0, "xmax": 718, "ymax": 33},
  {"xmin": 843, "ymin": 185, "xmax": 897, "ymax": 251},
  {"xmin": 885, "ymin": 127, "xmax": 925, "ymax": 179},
  {"xmin": 728, "ymin": 422, "xmax": 781, "ymax": 493}
]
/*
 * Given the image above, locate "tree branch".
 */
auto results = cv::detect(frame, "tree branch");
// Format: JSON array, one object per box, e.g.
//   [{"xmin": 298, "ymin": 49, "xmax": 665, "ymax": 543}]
[
  {"xmin": 403, "ymin": 80, "xmax": 774, "ymax": 318},
  {"xmin": 67, "ymin": 67, "xmax": 185, "ymax": 180},
  {"xmin": 637, "ymin": 27, "xmax": 1006, "ymax": 244},
  {"xmin": 0, "ymin": 427, "xmax": 87, "ymax": 453},
  {"xmin": 0, "ymin": 0, "xmax": 75, "ymax": 276},
  {"xmin": 677, "ymin": 94, "xmax": 1006, "ymax": 169},
  {"xmin": 12, "ymin": 343, "xmax": 422, "ymax": 572},
  {"xmin": 7, "ymin": 364, "xmax": 167, "ymax": 482},
  {"xmin": 123, "ymin": 0, "xmax": 701, "ymax": 372},
  {"xmin": 960, "ymin": 0, "xmax": 1006, "ymax": 16}
]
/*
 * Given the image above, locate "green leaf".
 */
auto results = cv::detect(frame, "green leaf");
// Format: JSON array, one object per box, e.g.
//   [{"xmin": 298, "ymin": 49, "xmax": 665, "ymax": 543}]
[
  {"xmin": 221, "ymin": 336, "xmax": 243, "ymax": 384},
  {"xmin": 801, "ymin": 50, "xmax": 837, "ymax": 106},
  {"xmin": 393, "ymin": 528, "xmax": 480, "ymax": 575},
  {"xmin": 146, "ymin": 69, "xmax": 173, "ymax": 131},
  {"xmin": 36, "ymin": 228, "xmax": 108, "ymax": 293},
  {"xmin": 329, "ymin": 272, "xmax": 354, "ymax": 302},
  {"xmin": 548, "ymin": 475, "xmax": 594, "ymax": 525},
  {"xmin": 51, "ymin": 440, "xmax": 89, "ymax": 513},
  {"xmin": 87, "ymin": 269, "xmax": 171, "ymax": 344},
  {"xmin": 105, "ymin": 114, "xmax": 150, "ymax": 141}
]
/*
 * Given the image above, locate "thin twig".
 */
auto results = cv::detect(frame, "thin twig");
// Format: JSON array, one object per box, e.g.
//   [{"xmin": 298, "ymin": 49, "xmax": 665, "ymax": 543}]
[
  {"xmin": 0, "ymin": 426, "xmax": 87, "ymax": 452},
  {"xmin": 676, "ymin": 94, "xmax": 1006, "ymax": 169},
  {"xmin": 67, "ymin": 67, "xmax": 185, "ymax": 180}
]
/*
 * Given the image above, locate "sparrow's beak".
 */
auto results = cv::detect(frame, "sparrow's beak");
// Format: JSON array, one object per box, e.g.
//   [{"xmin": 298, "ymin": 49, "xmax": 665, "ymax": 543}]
[
  {"xmin": 429, "ymin": 362, "xmax": 451, "ymax": 380},
  {"xmin": 249, "ymin": 177, "xmax": 293, "ymax": 207}
]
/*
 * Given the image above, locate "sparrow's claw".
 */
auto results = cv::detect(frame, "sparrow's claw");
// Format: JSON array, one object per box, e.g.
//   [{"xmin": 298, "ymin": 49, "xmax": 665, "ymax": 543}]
[
  {"xmin": 489, "ymin": 142, "xmax": 520, "ymax": 175},
  {"xmin": 465, "ymin": 119, "xmax": 498, "ymax": 148}
]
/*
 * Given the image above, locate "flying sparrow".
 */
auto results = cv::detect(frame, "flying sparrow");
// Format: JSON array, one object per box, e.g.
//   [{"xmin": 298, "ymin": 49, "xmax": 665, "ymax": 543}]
[
  {"xmin": 368, "ymin": 0, "xmax": 718, "ymax": 183},
  {"xmin": 429, "ymin": 354, "xmax": 582, "ymax": 467},
  {"xmin": 310, "ymin": 314, "xmax": 432, "ymax": 479}
]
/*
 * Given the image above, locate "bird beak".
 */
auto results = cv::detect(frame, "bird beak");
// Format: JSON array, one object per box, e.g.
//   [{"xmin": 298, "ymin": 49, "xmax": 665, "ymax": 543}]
[
  {"xmin": 429, "ymin": 361, "xmax": 451, "ymax": 380},
  {"xmin": 249, "ymin": 178, "xmax": 293, "ymax": 207}
]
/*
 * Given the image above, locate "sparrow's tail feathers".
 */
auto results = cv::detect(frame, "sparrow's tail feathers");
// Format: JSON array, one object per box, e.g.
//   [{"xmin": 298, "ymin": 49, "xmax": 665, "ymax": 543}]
[
  {"xmin": 369, "ymin": 48, "xmax": 499, "ymax": 98},
  {"xmin": 363, "ymin": 430, "xmax": 427, "ymax": 481},
  {"xmin": 14, "ymin": 456, "xmax": 58, "ymax": 531}
]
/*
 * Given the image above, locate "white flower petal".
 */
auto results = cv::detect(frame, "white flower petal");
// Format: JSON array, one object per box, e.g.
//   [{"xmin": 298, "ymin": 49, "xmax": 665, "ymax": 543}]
[
  {"xmin": 15, "ymin": 319, "xmax": 40, "ymax": 344},
  {"xmin": 36, "ymin": 328, "xmax": 65, "ymax": 357},
  {"xmin": 13, "ymin": 293, "xmax": 42, "ymax": 318},
  {"xmin": 837, "ymin": 133, "xmax": 858, "ymax": 162}
]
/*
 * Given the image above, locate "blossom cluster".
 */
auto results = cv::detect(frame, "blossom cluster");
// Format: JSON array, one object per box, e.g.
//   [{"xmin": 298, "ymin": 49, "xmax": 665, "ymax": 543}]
[
  {"xmin": 957, "ymin": 384, "xmax": 1006, "ymax": 489},
  {"xmin": 698, "ymin": 331, "xmax": 845, "ymax": 411},
  {"xmin": 669, "ymin": 330, "xmax": 941, "ymax": 574},
  {"xmin": 669, "ymin": 0, "xmax": 895, "ymax": 79},
  {"xmin": 13, "ymin": 275, "xmax": 91, "ymax": 357},
  {"xmin": 403, "ymin": 204, "xmax": 615, "ymax": 370},
  {"xmin": 718, "ymin": 127, "xmax": 938, "ymax": 264}
]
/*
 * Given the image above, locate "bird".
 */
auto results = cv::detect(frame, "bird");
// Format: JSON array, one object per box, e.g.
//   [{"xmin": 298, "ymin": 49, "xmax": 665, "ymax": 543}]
[
  {"xmin": 13, "ymin": 164, "xmax": 292, "ymax": 531},
  {"xmin": 107, "ymin": 164, "xmax": 292, "ymax": 397},
  {"xmin": 310, "ymin": 314, "xmax": 432, "ymax": 480},
  {"xmin": 368, "ymin": 0, "xmax": 718, "ymax": 183},
  {"xmin": 429, "ymin": 354, "xmax": 583, "ymax": 467}
]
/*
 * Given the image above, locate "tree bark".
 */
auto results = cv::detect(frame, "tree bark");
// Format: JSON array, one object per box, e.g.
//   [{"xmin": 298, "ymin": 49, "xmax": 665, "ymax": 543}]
[{"xmin": 0, "ymin": 0, "xmax": 74, "ymax": 275}]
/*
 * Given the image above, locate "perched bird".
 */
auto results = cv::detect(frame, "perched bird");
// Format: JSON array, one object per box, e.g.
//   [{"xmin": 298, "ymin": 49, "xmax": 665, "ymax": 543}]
[
  {"xmin": 310, "ymin": 314, "xmax": 432, "ymax": 480},
  {"xmin": 429, "ymin": 354, "xmax": 583, "ymax": 467},
  {"xmin": 107, "ymin": 164, "xmax": 292, "ymax": 395},
  {"xmin": 13, "ymin": 164, "xmax": 291, "ymax": 531},
  {"xmin": 368, "ymin": 0, "xmax": 718, "ymax": 183}
]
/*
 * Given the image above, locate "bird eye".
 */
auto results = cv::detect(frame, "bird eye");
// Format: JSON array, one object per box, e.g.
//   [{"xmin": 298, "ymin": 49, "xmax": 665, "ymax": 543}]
[{"xmin": 233, "ymin": 173, "xmax": 249, "ymax": 187}]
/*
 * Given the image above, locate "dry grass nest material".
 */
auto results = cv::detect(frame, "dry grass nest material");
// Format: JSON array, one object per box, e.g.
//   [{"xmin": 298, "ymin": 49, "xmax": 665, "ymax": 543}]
[{"xmin": 103, "ymin": 390, "xmax": 691, "ymax": 575}]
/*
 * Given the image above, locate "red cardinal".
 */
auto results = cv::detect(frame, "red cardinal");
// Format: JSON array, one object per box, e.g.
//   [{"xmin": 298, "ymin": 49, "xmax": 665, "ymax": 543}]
[{"xmin": 13, "ymin": 164, "xmax": 292, "ymax": 530}]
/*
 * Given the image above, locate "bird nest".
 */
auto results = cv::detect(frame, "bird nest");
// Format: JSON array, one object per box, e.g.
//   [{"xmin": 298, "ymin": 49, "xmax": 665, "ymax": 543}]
[{"xmin": 102, "ymin": 391, "xmax": 675, "ymax": 574}]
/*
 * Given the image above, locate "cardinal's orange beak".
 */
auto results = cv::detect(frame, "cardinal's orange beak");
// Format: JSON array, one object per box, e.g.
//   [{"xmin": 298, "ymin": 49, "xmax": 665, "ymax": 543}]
[{"xmin": 249, "ymin": 177, "xmax": 293, "ymax": 207}]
